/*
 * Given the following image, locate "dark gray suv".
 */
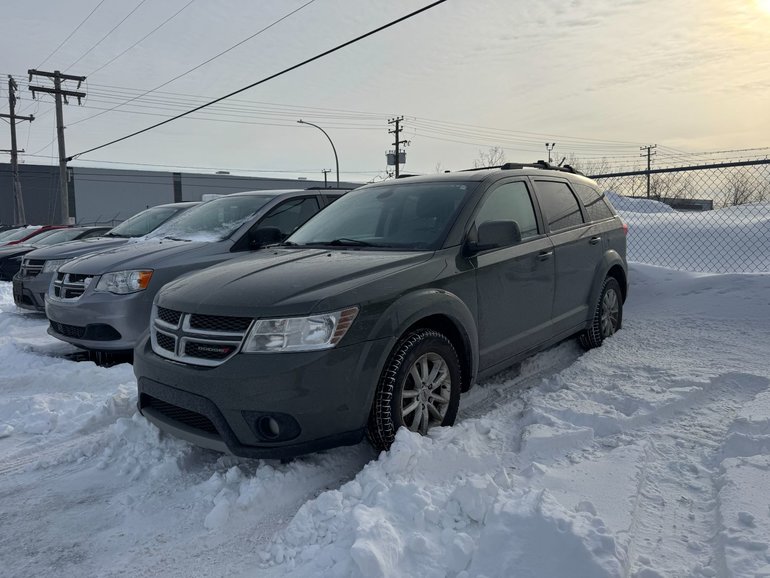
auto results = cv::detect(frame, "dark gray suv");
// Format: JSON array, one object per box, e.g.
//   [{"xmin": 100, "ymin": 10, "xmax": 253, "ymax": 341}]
[{"xmin": 133, "ymin": 163, "xmax": 628, "ymax": 458}]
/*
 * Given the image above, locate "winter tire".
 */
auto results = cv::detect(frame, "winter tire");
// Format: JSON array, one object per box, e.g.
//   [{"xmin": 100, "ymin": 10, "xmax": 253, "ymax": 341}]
[
  {"xmin": 580, "ymin": 276, "xmax": 622, "ymax": 350},
  {"xmin": 367, "ymin": 329, "xmax": 462, "ymax": 451}
]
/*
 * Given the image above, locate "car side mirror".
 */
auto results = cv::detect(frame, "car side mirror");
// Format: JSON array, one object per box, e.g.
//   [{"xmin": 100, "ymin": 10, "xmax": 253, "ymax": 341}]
[
  {"xmin": 467, "ymin": 220, "xmax": 522, "ymax": 255},
  {"xmin": 249, "ymin": 226, "xmax": 283, "ymax": 249}
]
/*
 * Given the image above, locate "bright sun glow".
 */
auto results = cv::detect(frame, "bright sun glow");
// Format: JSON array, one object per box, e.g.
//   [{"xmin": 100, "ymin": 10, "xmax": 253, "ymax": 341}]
[{"xmin": 757, "ymin": 0, "xmax": 770, "ymax": 14}]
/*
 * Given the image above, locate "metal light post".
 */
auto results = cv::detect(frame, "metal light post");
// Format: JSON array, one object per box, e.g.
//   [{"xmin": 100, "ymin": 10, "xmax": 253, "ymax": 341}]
[
  {"xmin": 298, "ymin": 119, "xmax": 339, "ymax": 188},
  {"xmin": 545, "ymin": 142, "xmax": 556, "ymax": 164}
]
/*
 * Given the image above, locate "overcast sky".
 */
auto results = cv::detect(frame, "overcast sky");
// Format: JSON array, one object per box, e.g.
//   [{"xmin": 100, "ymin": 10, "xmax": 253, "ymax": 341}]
[{"xmin": 1, "ymin": 0, "xmax": 769, "ymax": 181}]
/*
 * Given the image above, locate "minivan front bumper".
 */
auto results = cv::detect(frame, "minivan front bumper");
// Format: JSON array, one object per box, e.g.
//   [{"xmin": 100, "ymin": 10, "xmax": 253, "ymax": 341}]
[{"xmin": 133, "ymin": 333, "xmax": 395, "ymax": 459}]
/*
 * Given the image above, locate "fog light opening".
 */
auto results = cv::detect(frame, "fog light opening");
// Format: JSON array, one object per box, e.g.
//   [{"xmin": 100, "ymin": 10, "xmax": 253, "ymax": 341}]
[{"xmin": 257, "ymin": 416, "xmax": 281, "ymax": 440}]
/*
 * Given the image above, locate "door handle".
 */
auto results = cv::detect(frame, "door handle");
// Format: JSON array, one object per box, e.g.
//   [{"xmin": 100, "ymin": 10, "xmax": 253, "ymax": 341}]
[
  {"xmin": 537, "ymin": 250, "xmax": 553, "ymax": 261},
  {"xmin": 589, "ymin": 236, "xmax": 602, "ymax": 245}
]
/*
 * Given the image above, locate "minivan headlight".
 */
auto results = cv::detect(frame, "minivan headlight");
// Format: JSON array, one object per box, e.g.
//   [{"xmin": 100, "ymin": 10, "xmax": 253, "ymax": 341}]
[
  {"xmin": 42, "ymin": 259, "xmax": 71, "ymax": 273},
  {"xmin": 95, "ymin": 270, "xmax": 153, "ymax": 294},
  {"xmin": 242, "ymin": 307, "xmax": 358, "ymax": 353}
]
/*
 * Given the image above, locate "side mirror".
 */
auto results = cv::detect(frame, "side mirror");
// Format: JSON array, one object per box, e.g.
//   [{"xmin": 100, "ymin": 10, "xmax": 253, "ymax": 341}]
[
  {"xmin": 467, "ymin": 220, "xmax": 522, "ymax": 255},
  {"xmin": 249, "ymin": 226, "xmax": 283, "ymax": 249}
]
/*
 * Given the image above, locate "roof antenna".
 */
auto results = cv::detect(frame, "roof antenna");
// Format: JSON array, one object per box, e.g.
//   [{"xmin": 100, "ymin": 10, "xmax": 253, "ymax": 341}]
[{"xmin": 558, "ymin": 156, "xmax": 566, "ymax": 167}]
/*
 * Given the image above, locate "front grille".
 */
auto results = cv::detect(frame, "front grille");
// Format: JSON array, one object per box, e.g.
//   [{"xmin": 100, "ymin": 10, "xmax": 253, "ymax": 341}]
[
  {"xmin": 20, "ymin": 259, "xmax": 45, "ymax": 278},
  {"xmin": 155, "ymin": 331, "xmax": 175, "ymax": 352},
  {"xmin": 150, "ymin": 305, "xmax": 252, "ymax": 367},
  {"xmin": 52, "ymin": 272, "xmax": 94, "ymax": 301},
  {"xmin": 189, "ymin": 313, "xmax": 252, "ymax": 333},
  {"xmin": 50, "ymin": 321, "xmax": 86, "ymax": 339},
  {"xmin": 143, "ymin": 396, "xmax": 218, "ymax": 435},
  {"xmin": 157, "ymin": 306, "xmax": 182, "ymax": 327}
]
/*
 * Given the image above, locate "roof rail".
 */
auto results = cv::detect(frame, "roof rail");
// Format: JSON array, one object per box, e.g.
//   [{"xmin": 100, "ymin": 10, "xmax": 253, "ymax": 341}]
[{"xmin": 458, "ymin": 160, "xmax": 584, "ymax": 176}]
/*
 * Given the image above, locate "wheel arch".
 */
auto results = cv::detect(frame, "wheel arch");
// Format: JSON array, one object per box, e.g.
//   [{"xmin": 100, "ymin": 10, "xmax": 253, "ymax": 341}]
[{"xmin": 369, "ymin": 289, "xmax": 479, "ymax": 393}]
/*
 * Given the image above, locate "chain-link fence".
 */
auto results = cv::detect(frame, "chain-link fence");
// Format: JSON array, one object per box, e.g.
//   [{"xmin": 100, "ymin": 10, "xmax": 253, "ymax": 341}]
[{"xmin": 589, "ymin": 159, "xmax": 770, "ymax": 273}]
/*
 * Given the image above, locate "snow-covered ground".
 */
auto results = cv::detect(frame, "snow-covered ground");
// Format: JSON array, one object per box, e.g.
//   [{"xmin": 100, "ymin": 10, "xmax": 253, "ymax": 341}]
[{"xmin": 1, "ymin": 200, "xmax": 769, "ymax": 578}]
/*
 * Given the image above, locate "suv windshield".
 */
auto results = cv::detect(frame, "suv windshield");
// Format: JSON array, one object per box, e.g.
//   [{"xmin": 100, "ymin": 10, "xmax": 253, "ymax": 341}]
[
  {"xmin": 150, "ymin": 195, "xmax": 272, "ymax": 242},
  {"xmin": 107, "ymin": 206, "xmax": 182, "ymax": 238},
  {"xmin": 288, "ymin": 182, "xmax": 472, "ymax": 250}
]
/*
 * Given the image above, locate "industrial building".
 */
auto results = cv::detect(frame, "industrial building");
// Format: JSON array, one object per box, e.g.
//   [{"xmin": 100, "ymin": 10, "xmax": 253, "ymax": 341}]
[{"xmin": 0, "ymin": 163, "xmax": 360, "ymax": 225}]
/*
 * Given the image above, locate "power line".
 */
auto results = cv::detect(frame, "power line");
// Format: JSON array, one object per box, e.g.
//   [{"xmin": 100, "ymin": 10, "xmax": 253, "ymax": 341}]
[
  {"xmin": 68, "ymin": 0, "xmax": 449, "ymax": 160},
  {"xmin": 37, "ymin": 0, "xmax": 108, "ymax": 68},
  {"xmin": 65, "ymin": 0, "xmax": 151, "ymax": 72},
  {"xmin": 87, "ymin": 0, "xmax": 197, "ymax": 77},
  {"xmin": 68, "ymin": 0, "xmax": 319, "ymax": 128}
]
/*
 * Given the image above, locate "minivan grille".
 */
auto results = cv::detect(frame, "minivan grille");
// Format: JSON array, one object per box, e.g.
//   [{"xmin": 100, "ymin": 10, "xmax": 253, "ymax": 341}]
[
  {"xmin": 50, "ymin": 321, "xmax": 86, "ymax": 339},
  {"xmin": 150, "ymin": 305, "xmax": 253, "ymax": 367},
  {"xmin": 51, "ymin": 272, "xmax": 94, "ymax": 300},
  {"xmin": 20, "ymin": 258, "xmax": 45, "ymax": 278}
]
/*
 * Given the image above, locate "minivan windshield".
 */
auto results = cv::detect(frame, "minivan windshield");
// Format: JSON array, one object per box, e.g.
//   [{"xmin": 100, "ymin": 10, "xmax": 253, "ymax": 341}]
[
  {"xmin": 106, "ymin": 206, "xmax": 184, "ymax": 238},
  {"xmin": 288, "ymin": 182, "xmax": 472, "ymax": 250},
  {"xmin": 149, "ymin": 195, "xmax": 272, "ymax": 242},
  {"xmin": 0, "ymin": 227, "xmax": 41, "ymax": 243},
  {"xmin": 31, "ymin": 228, "xmax": 88, "ymax": 246}
]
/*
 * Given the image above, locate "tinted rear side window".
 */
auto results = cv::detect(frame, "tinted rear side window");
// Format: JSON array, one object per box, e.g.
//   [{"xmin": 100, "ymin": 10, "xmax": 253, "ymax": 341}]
[
  {"xmin": 573, "ymin": 183, "xmax": 615, "ymax": 222},
  {"xmin": 535, "ymin": 181, "xmax": 584, "ymax": 232}
]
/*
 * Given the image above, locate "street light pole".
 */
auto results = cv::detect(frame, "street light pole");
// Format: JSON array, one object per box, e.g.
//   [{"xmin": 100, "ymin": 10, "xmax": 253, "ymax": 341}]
[{"xmin": 298, "ymin": 119, "xmax": 339, "ymax": 188}]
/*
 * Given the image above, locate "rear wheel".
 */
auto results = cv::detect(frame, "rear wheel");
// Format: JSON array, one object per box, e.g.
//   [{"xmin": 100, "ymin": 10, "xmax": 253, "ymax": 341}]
[
  {"xmin": 367, "ymin": 329, "xmax": 461, "ymax": 451},
  {"xmin": 580, "ymin": 276, "xmax": 622, "ymax": 349}
]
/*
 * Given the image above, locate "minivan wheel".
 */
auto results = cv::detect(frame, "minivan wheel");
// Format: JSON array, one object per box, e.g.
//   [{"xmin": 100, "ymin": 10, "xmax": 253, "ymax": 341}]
[
  {"xmin": 580, "ymin": 276, "xmax": 623, "ymax": 350},
  {"xmin": 367, "ymin": 329, "xmax": 461, "ymax": 452}
]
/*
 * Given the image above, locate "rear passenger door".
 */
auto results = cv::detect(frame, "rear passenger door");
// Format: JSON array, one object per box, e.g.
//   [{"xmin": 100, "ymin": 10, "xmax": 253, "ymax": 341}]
[
  {"xmin": 471, "ymin": 179, "xmax": 555, "ymax": 371},
  {"xmin": 533, "ymin": 179, "xmax": 602, "ymax": 336}
]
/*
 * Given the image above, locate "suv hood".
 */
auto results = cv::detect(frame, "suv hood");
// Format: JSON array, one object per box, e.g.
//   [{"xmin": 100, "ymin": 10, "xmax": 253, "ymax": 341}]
[
  {"xmin": 157, "ymin": 248, "xmax": 433, "ymax": 318},
  {"xmin": 24, "ymin": 237, "xmax": 129, "ymax": 261},
  {"xmin": 60, "ymin": 238, "xmax": 218, "ymax": 274}
]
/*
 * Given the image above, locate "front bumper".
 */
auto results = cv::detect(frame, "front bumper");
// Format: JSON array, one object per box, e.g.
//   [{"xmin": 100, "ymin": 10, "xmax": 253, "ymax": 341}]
[
  {"xmin": 13, "ymin": 271, "xmax": 53, "ymax": 311},
  {"xmin": 45, "ymin": 287, "xmax": 155, "ymax": 351},
  {"xmin": 133, "ymin": 332, "xmax": 395, "ymax": 459}
]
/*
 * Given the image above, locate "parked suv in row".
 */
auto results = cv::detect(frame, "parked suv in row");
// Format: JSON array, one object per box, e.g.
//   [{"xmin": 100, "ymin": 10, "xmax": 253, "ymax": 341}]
[
  {"xmin": 13, "ymin": 202, "xmax": 197, "ymax": 311},
  {"xmin": 45, "ymin": 189, "xmax": 347, "ymax": 352},
  {"xmin": 133, "ymin": 162, "xmax": 628, "ymax": 459}
]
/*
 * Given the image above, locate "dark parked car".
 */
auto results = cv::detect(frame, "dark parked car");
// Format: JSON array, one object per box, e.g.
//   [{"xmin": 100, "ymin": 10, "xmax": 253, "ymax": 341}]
[
  {"xmin": 133, "ymin": 162, "xmax": 628, "ymax": 459},
  {"xmin": 45, "ymin": 189, "xmax": 348, "ymax": 352},
  {"xmin": 0, "ymin": 226, "xmax": 111, "ymax": 281},
  {"xmin": 13, "ymin": 202, "xmax": 197, "ymax": 311}
]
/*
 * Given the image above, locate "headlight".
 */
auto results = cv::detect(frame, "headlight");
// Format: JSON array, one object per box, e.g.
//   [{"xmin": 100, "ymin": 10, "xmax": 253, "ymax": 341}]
[
  {"xmin": 42, "ymin": 259, "xmax": 71, "ymax": 273},
  {"xmin": 94, "ymin": 270, "xmax": 153, "ymax": 294},
  {"xmin": 242, "ymin": 307, "xmax": 358, "ymax": 353}
]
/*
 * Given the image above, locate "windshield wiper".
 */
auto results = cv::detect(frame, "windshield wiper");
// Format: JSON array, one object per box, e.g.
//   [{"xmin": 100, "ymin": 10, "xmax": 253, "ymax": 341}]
[
  {"xmin": 104, "ymin": 232, "xmax": 125, "ymax": 238},
  {"xmin": 327, "ymin": 238, "xmax": 375, "ymax": 247},
  {"xmin": 162, "ymin": 236, "xmax": 191, "ymax": 242}
]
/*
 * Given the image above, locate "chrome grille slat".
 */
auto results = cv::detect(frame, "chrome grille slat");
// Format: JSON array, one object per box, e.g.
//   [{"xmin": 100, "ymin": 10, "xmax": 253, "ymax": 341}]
[
  {"xmin": 51, "ymin": 272, "xmax": 94, "ymax": 301},
  {"xmin": 20, "ymin": 258, "xmax": 45, "ymax": 278},
  {"xmin": 150, "ymin": 305, "xmax": 252, "ymax": 367}
]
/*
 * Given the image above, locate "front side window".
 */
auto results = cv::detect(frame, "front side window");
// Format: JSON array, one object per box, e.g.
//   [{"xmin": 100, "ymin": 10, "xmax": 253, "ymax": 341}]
[
  {"xmin": 289, "ymin": 182, "xmax": 472, "ymax": 250},
  {"xmin": 474, "ymin": 181, "xmax": 539, "ymax": 239},
  {"xmin": 258, "ymin": 197, "xmax": 320, "ymax": 237},
  {"xmin": 535, "ymin": 181, "xmax": 584, "ymax": 232},
  {"xmin": 151, "ymin": 195, "xmax": 272, "ymax": 242}
]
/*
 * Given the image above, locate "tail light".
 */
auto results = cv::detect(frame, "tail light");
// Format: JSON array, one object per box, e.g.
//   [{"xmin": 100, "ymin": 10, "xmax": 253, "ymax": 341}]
[{"xmin": 621, "ymin": 220, "xmax": 628, "ymax": 236}]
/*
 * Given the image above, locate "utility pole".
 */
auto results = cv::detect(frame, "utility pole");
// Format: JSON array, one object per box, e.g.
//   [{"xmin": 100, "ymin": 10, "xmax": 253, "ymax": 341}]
[
  {"xmin": 640, "ymin": 144, "xmax": 657, "ymax": 198},
  {"xmin": 321, "ymin": 169, "xmax": 330, "ymax": 188},
  {"xmin": 388, "ymin": 116, "xmax": 409, "ymax": 178},
  {"xmin": 28, "ymin": 69, "xmax": 86, "ymax": 225},
  {"xmin": 1, "ymin": 76, "xmax": 34, "ymax": 225},
  {"xmin": 545, "ymin": 142, "xmax": 556, "ymax": 164}
]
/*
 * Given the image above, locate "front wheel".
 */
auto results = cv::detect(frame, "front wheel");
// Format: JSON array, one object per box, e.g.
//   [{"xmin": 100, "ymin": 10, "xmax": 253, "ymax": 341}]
[
  {"xmin": 367, "ymin": 329, "xmax": 461, "ymax": 452},
  {"xmin": 580, "ymin": 276, "xmax": 623, "ymax": 350}
]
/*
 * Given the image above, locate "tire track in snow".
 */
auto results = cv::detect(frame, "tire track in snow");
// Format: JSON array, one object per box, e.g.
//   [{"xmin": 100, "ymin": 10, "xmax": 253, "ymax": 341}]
[{"xmin": 550, "ymin": 372, "xmax": 770, "ymax": 578}]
